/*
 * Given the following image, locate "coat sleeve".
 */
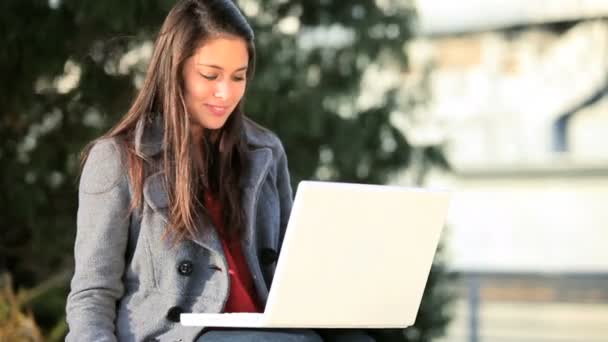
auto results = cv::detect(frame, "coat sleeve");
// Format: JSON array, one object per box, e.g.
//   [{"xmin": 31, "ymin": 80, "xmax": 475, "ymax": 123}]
[{"xmin": 65, "ymin": 139, "xmax": 130, "ymax": 342}]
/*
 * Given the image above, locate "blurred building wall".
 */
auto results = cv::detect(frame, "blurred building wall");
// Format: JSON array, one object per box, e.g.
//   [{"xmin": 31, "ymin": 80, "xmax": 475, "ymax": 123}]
[
  {"xmin": 402, "ymin": 4, "xmax": 608, "ymax": 341},
  {"xmin": 416, "ymin": 0, "xmax": 608, "ymax": 35},
  {"xmin": 405, "ymin": 18, "xmax": 608, "ymax": 274}
]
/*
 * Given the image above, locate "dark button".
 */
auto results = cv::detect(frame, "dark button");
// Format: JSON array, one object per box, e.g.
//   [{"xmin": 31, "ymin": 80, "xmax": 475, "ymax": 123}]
[
  {"xmin": 260, "ymin": 248, "xmax": 278, "ymax": 265},
  {"xmin": 177, "ymin": 260, "xmax": 193, "ymax": 276},
  {"xmin": 166, "ymin": 306, "xmax": 183, "ymax": 323}
]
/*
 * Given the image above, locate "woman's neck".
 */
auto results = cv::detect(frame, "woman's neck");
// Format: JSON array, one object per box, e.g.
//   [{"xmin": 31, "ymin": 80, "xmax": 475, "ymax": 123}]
[{"xmin": 191, "ymin": 126, "xmax": 220, "ymax": 147}]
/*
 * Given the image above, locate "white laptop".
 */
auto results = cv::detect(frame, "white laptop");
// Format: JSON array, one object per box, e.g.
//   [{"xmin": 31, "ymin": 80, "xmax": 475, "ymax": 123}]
[{"xmin": 181, "ymin": 180, "xmax": 450, "ymax": 328}]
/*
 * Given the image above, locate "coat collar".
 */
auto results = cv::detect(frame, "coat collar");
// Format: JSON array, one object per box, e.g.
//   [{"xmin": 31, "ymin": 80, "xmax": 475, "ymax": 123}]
[
  {"xmin": 138, "ymin": 114, "xmax": 273, "ymax": 253},
  {"xmin": 134, "ymin": 114, "xmax": 273, "ymax": 160},
  {"xmin": 134, "ymin": 114, "xmax": 164, "ymax": 159}
]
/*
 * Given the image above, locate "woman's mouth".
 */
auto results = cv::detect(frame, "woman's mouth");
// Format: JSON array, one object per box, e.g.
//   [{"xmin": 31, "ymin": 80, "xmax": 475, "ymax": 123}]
[{"xmin": 205, "ymin": 104, "xmax": 229, "ymax": 116}]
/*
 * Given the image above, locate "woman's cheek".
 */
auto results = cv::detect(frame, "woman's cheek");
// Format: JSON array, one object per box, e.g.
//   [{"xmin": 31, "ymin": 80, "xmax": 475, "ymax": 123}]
[{"xmin": 236, "ymin": 82, "xmax": 247, "ymax": 101}]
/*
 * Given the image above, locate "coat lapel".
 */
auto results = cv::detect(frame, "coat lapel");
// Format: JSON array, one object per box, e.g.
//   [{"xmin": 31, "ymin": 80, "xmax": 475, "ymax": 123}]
[
  {"xmin": 142, "ymin": 170, "xmax": 225, "ymax": 255},
  {"xmin": 239, "ymin": 147, "xmax": 273, "ymax": 302},
  {"xmin": 240, "ymin": 147, "xmax": 272, "ymax": 245}
]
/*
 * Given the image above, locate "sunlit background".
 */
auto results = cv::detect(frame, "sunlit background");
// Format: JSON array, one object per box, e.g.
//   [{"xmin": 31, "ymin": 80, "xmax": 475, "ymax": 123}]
[{"xmin": 399, "ymin": 1, "xmax": 608, "ymax": 341}]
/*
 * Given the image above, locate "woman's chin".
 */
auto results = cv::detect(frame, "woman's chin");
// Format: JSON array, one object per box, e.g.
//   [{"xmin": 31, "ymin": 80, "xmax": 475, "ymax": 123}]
[
  {"xmin": 203, "ymin": 121, "xmax": 227, "ymax": 130},
  {"xmin": 192, "ymin": 115, "xmax": 229, "ymax": 131}
]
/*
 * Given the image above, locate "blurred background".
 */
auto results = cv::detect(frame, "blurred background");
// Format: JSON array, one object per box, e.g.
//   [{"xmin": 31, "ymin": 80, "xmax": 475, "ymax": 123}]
[
  {"xmin": 0, "ymin": 0, "xmax": 607, "ymax": 341},
  {"xmin": 408, "ymin": 1, "xmax": 608, "ymax": 341}
]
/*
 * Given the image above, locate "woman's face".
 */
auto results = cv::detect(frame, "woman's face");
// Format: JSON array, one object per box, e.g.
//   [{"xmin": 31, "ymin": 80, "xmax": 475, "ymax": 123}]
[{"xmin": 181, "ymin": 35, "xmax": 249, "ymax": 135}]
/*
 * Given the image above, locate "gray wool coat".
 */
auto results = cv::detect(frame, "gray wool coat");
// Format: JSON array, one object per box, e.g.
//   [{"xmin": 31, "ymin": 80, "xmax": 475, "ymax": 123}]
[{"xmin": 65, "ymin": 116, "xmax": 374, "ymax": 342}]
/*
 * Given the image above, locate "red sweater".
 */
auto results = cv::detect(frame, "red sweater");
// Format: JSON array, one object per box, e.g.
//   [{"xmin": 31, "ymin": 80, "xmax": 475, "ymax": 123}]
[{"xmin": 203, "ymin": 192, "xmax": 262, "ymax": 313}]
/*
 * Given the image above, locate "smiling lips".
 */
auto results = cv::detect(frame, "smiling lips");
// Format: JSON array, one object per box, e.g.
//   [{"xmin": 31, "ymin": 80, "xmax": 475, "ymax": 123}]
[{"xmin": 205, "ymin": 104, "xmax": 229, "ymax": 116}]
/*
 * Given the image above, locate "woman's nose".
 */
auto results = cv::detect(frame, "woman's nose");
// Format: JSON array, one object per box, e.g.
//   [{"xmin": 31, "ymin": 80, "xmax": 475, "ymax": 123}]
[{"xmin": 213, "ymin": 81, "xmax": 229, "ymax": 100}]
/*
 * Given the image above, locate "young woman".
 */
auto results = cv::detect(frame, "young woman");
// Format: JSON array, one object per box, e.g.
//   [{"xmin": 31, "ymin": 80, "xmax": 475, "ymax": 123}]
[{"xmin": 65, "ymin": 1, "xmax": 374, "ymax": 341}]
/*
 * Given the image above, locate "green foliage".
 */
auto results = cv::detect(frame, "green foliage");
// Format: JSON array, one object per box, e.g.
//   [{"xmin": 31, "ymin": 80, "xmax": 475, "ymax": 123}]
[
  {"xmin": 0, "ymin": 0, "xmax": 452, "ymax": 340},
  {"xmin": 245, "ymin": 1, "xmax": 416, "ymax": 185}
]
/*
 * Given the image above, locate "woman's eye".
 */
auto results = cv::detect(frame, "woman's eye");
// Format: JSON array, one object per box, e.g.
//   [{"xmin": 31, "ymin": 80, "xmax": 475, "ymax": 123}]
[
  {"xmin": 200, "ymin": 74, "xmax": 217, "ymax": 80},
  {"xmin": 233, "ymin": 76, "xmax": 246, "ymax": 82}
]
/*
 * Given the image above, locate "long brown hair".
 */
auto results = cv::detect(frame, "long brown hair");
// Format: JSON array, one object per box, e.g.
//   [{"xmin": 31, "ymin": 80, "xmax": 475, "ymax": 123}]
[{"xmin": 82, "ymin": 0, "xmax": 256, "ymax": 243}]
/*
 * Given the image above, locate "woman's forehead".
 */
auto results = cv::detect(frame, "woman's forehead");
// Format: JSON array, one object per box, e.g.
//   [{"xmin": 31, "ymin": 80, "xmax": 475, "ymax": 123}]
[{"xmin": 192, "ymin": 36, "xmax": 249, "ymax": 70}]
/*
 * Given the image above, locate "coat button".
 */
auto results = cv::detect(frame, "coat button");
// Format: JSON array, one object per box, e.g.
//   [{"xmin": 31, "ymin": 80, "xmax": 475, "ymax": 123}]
[
  {"xmin": 260, "ymin": 248, "xmax": 278, "ymax": 265},
  {"xmin": 177, "ymin": 260, "xmax": 193, "ymax": 276},
  {"xmin": 166, "ymin": 306, "xmax": 183, "ymax": 323}
]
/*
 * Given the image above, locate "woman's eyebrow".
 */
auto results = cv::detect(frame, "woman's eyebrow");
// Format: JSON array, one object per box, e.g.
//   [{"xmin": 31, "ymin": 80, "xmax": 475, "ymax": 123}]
[{"xmin": 197, "ymin": 63, "xmax": 248, "ymax": 72}]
